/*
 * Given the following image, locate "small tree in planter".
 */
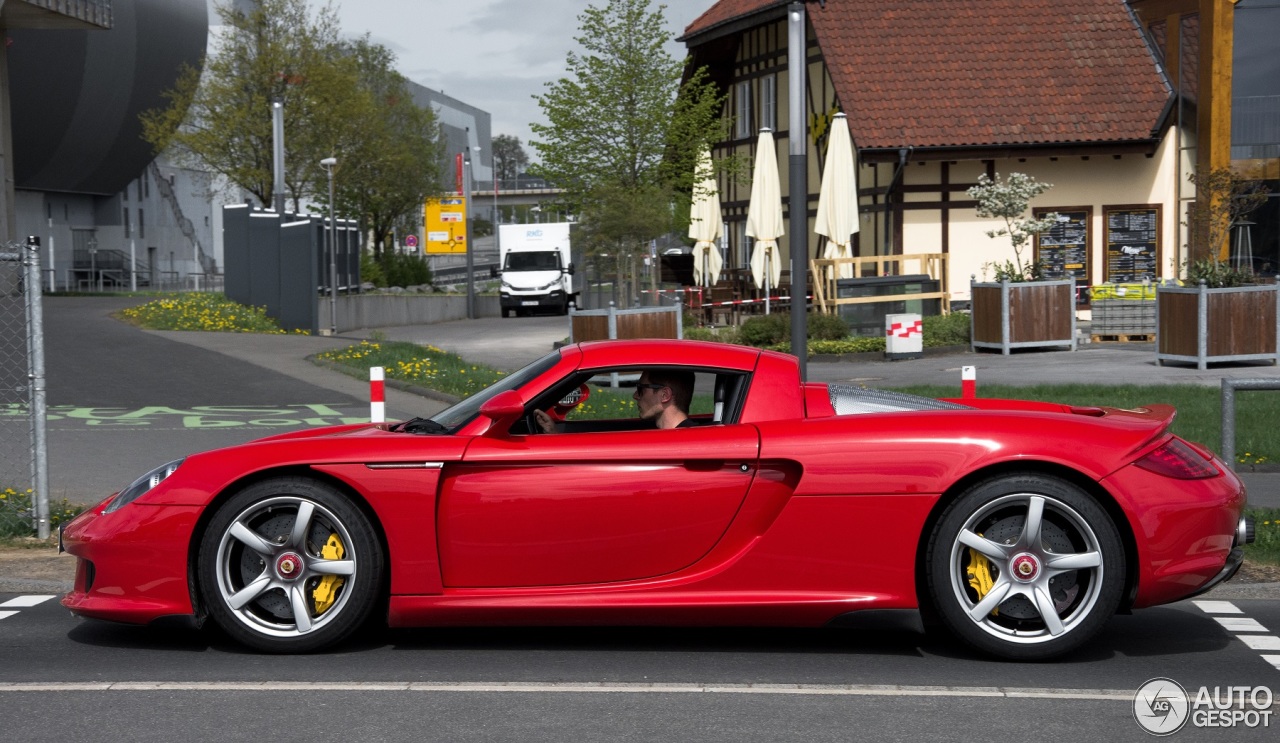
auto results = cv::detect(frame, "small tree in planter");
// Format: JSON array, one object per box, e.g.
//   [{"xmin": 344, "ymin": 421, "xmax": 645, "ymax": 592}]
[
  {"xmin": 966, "ymin": 173, "xmax": 1074, "ymax": 353},
  {"xmin": 1159, "ymin": 169, "xmax": 1274, "ymax": 368},
  {"xmin": 968, "ymin": 172, "xmax": 1059, "ymax": 281},
  {"xmin": 1184, "ymin": 168, "xmax": 1269, "ymax": 267}
]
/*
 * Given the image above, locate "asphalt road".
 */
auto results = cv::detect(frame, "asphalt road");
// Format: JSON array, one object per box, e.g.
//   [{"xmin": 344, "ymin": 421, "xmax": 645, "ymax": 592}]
[
  {"xmin": 1, "ymin": 591, "xmax": 1277, "ymax": 741},
  {"xmin": 39, "ymin": 297, "xmax": 445, "ymax": 503}
]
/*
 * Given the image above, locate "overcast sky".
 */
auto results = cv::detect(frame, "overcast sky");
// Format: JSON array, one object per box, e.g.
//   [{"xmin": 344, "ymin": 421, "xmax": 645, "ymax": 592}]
[{"xmin": 324, "ymin": 0, "xmax": 712, "ymax": 160}]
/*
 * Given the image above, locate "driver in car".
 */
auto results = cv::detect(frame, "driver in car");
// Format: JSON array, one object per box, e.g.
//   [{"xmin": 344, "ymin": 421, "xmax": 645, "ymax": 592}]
[{"xmin": 536, "ymin": 370, "xmax": 695, "ymax": 432}]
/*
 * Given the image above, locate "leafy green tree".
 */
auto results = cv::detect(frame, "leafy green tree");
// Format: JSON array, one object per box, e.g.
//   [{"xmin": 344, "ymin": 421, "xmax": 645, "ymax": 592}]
[
  {"xmin": 491, "ymin": 134, "xmax": 529, "ymax": 184},
  {"xmin": 531, "ymin": 0, "xmax": 725, "ymax": 297},
  {"xmin": 141, "ymin": 0, "xmax": 353, "ymax": 210},
  {"xmin": 327, "ymin": 37, "xmax": 445, "ymax": 257}
]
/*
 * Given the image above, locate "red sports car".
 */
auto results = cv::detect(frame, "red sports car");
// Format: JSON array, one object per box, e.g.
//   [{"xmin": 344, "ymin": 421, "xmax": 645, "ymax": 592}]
[{"xmin": 60, "ymin": 340, "xmax": 1253, "ymax": 659}]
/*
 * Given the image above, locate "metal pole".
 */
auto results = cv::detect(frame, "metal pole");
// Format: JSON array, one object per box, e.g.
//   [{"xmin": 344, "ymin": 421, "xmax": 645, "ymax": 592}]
[
  {"xmin": 788, "ymin": 1, "xmax": 809, "ymax": 381},
  {"xmin": 321, "ymin": 157, "xmax": 338, "ymax": 335},
  {"xmin": 24, "ymin": 237, "xmax": 49, "ymax": 539},
  {"xmin": 47, "ymin": 217, "xmax": 55, "ymax": 293},
  {"xmin": 464, "ymin": 153, "xmax": 475, "ymax": 319},
  {"xmin": 272, "ymin": 98, "xmax": 286, "ymax": 214},
  {"xmin": 129, "ymin": 233, "xmax": 137, "ymax": 292}
]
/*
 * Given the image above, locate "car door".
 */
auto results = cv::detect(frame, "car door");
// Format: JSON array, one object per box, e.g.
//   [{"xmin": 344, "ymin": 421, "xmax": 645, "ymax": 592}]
[{"xmin": 437, "ymin": 424, "xmax": 759, "ymax": 587}]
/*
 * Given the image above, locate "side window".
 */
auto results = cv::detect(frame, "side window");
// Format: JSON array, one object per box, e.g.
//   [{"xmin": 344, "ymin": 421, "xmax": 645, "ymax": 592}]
[
  {"xmin": 735, "ymin": 80, "xmax": 753, "ymax": 139},
  {"xmin": 760, "ymin": 74, "xmax": 776, "ymax": 131},
  {"xmin": 527, "ymin": 368, "xmax": 749, "ymax": 434}
]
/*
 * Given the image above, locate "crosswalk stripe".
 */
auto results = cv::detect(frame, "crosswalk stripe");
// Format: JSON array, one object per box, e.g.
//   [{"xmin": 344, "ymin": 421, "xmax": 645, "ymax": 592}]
[
  {"xmin": 1213, "ymin": 617, "xmax": 1268, "ymax": 633},
  {"xmin": 0, "ymin": 595, "xmax": 57, "ymax": 609},
  {"xmin": 1192, "ymin": 600, "xmax": 1242, "ymax": 614}
]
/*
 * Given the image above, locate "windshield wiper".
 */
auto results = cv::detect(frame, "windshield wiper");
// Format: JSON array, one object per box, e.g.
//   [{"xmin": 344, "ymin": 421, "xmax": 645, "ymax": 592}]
[{"xmin": 391, "ymin": 417, "xmax": 448, "ymax": 434}]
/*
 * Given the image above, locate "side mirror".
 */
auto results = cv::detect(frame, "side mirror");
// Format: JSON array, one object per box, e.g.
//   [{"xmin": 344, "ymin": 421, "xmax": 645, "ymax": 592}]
[
  {"xmin": 490, "ymin": 266, "xmax": 499, "ymax": 279},
  {"xmin": 476, "ymin": 390, "xmax": 526, "ymax": 437},
  {"xmin": 566, "ymin": 262, "xmax": 575, "ymax": 276},
  {"xmin": 479, "ymin": 389, "xmax": 524, "ymax": 419}
]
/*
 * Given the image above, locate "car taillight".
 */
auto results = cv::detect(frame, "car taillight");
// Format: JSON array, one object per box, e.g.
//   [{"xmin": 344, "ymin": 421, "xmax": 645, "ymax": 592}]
[{"xmin": 1135, "ymin": 438, "xmax": 1219, "ymax": 479}]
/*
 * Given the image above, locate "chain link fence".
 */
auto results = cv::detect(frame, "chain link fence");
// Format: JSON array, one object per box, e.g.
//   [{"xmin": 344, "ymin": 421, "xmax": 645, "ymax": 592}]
[{"xmin": 0, "ymin": 239, "xmax": 50, "ymax": 539}]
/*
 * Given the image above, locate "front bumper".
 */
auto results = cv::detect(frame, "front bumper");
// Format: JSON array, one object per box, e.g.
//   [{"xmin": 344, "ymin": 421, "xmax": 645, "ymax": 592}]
[
  {"xmin": 59, "ymin": 502, "xmax": 201, "ymax": 625},
  {"xmin": 500, "ymin": 290, "xmax": 566, "ymax": 309}
]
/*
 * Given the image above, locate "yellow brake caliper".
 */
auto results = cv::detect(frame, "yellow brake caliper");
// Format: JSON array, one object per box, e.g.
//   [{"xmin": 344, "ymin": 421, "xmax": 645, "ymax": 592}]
[
  {"xmin": 312, "ymin": 533, "xmax": 346, "ymax": 615},
  {"xmin": 966, "ymin": 537, "xmax": 999, "ymax": 616}
]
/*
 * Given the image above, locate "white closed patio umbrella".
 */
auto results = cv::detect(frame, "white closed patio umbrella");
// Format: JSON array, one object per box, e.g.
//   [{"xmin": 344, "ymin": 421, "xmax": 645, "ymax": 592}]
[
  {"xmin": 688, "ymin": 146, "xmax": 723, "ymax": 288},
  {"xmin": 815, "ymin": 113, "xmax": 859, "ymax": 281},
  {"xmin": 746, "ymin": 128, "xmax": 784, "ymax": 314}
]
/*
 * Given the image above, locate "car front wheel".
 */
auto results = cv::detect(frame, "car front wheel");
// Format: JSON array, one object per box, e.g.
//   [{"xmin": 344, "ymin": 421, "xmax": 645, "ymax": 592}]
[
  {"xmin": 197, "ymin": 477, "xmax": 383, "ymax": 653},
  {"xmin": 926, "ymin": 474, "xmax": 1125, "ymax": 660}
]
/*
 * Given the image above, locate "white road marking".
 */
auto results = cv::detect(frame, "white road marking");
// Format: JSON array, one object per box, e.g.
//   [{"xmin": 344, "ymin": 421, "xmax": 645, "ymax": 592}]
[
  {"xmin": 0, "ymin": 611, "xmax": 16, "ymax": 621},
  {"xmin": 1238, "ymin": 635, "xmax": 1280, "ymax": 651},
  {"xmin": 1192, "ymin": 600, "xmax": 1243, "ymax": 614},
  {"xmin": 0, "ymin": 595, "xmax": 57, "ymax": 609},
  {"xmin": 0, "ymin": 681, "xmax": 1140, "ymax": 700},
  {"xmin": 1213, "ymin": 617, "xmax": 1268, "ymax": 633},
  {"xmin": 1264, "ymin": 656, "xmax": 1280, "ymax": 671}
]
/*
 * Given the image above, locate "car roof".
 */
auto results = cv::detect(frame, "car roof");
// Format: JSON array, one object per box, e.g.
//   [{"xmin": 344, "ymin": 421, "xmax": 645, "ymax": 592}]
[{"xmin": 570, "ymin": 339, "xmax": 779, "ymax": 374}]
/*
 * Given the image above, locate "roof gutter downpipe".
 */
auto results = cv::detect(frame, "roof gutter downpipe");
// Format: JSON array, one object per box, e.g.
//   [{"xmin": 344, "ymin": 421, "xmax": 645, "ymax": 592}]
[{"xmin": 884, "ymin": 146, "xmax": 912, "ymax": 257}]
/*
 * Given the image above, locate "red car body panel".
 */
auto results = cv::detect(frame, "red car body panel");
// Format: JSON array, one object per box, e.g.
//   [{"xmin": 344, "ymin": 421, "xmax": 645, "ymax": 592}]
[{"xmin": 59, "ymin": 339, "xmax": 1248, "ymax": 635}]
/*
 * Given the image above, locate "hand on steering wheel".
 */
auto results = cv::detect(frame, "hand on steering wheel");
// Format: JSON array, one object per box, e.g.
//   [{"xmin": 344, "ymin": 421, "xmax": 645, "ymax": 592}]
[{"xmin": 532, "ymin": 409, "xmax": 555, "ymax": 434}]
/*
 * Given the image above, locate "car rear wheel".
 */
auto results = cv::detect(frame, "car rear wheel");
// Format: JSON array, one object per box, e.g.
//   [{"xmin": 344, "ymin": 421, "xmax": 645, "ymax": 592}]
[
  {"xmin": 926, "ymin": 474, "xmax": 1124, "ymax": 660},
  {"xmin": 197, "ymin": 477, "xmax": 383, "ymax": 653}
]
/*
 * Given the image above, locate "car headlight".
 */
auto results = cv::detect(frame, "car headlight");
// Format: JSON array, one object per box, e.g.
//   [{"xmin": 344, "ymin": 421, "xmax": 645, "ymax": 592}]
[{"xmin": 105, "ymin": 459, "xmax": 184, "ymax": 513}]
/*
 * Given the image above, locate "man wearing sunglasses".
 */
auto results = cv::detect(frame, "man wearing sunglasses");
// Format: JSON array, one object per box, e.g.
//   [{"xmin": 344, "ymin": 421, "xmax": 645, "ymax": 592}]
[{"xmin": 534, "ymin": 369, "xmax": 695, "ymax": 432}]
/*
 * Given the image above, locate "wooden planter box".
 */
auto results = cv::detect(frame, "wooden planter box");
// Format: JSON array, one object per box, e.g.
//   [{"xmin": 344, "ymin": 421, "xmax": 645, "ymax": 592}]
[
  {"xmin": 1156, "ymin": 283, "xmax": 1279, "ymax": 369},
  {"xmin": 970, "ymin": 279, "xmax": 1077, "ymax": 354}
]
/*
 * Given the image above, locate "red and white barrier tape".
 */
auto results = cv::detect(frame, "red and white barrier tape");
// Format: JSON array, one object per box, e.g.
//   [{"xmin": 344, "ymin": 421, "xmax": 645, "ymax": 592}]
[
  {"xmin": 370, "ymin": 366, "xmax": 386, "ymax": 423},
  {"xmin": 886, "ymin": 319, "xmax": 923, "ymax": 339}
]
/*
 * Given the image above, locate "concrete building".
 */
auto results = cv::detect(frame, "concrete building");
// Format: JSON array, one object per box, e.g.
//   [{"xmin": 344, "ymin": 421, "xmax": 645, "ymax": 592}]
[{"xmin": 4, "ymin": 0, "xmax": 491, "ymax": 290}]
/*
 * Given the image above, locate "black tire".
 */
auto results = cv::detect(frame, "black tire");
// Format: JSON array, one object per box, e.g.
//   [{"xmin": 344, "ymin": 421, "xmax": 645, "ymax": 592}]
[
  {"xmin": 501, "ymin": 307, "xmax": 511, "ymax": 318},
  {"xmin": 197, "ymin": 477, "xmax": 383, "ymax": 653},
  {"xmin": 925, "ymin": 474, "xmax": 1125, "ymax": 660}
]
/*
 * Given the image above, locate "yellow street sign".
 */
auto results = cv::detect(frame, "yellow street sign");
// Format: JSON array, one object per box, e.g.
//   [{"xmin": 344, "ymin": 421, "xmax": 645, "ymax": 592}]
[{"xmin": 424, "ymin": 196, "xmax": 468, "ymax": 254}]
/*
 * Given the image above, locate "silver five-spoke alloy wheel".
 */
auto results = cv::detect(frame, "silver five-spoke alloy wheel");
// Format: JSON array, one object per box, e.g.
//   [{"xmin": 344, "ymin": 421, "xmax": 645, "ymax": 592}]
[
  {"xmin": 928, "ymin": 474, "xmax": 1125, "ymax": 660},
  {"xmin": 198, "ymin": 478, "xmax": 383, "ymax": 653}
]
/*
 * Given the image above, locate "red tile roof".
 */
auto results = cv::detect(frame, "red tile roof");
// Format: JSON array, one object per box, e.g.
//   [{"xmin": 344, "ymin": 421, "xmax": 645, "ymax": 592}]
[{"xmin": 685, "ymin": 0, "xmax": 1171, "ymax": 151}]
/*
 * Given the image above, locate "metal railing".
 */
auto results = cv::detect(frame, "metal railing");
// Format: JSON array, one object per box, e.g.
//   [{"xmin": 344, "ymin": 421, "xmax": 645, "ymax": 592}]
[{"xmin": 1220, "ymin": 378, "xmax": 1280, "ymax": 471}]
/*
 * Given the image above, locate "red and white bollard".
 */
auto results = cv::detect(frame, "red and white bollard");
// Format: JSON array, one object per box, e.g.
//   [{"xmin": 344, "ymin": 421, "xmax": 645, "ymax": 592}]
[
  {"xmin": 370, "ymin": 366, "xmax": 386, "ymax": 423},
  {"xmin": 961, "ymin": 365, "xmax": 976, "ymax": 399}
]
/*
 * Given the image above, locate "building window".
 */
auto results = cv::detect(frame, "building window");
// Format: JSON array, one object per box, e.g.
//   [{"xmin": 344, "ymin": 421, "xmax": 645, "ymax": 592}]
[
  {"xmin": 123, "ymin": 208, "xmax": 131, "ymax": 238},
  {"xmin": 735, "ymin": 80, "xmax": 753, "ymax": 139},
  {"xmin": 143, "ymin": 171, "xmax": 150, "ymax": 198},
  {"xmin": 136, "ymin": 178, "xmax": 143, "ymax": 201},
  {"xmin": 760, "ymin": 74, "xmax": 776, "ymax": 131},
  {"xmin": 138, "ymin": 209, "xmax": 145, "ymax": 240}
]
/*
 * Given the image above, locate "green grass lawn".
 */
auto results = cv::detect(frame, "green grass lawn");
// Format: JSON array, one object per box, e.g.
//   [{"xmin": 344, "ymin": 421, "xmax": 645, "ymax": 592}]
[{"xmin": 892, "ymin": 383, "xmax": 1280, "ymax": 467}]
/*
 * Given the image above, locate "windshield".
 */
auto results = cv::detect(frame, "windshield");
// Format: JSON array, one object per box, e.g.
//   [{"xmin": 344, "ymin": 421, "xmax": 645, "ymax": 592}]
[
  {"xmin": 430, "ymin": 349, "xmax": 563, "ymax": 431},
  {"xmin": 504, "ymin": 251, "xmax": 562, "ymax": 271}
]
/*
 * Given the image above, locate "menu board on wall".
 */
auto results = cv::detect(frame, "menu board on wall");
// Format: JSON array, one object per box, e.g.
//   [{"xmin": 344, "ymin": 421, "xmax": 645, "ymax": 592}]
[
  {"xmin": 1104, "ymin": 205, "xmax": 1161, "ymax": 282},
  {"xmin": 1034, "ymin": 208, "xmax": 1090, "ymax": 286}
]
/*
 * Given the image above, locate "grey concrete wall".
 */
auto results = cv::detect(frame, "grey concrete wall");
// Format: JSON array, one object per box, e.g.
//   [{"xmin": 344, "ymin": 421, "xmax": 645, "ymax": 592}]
[{"xmin": 329, "ymin": 294, "xmax": 500, "ymax": 332}]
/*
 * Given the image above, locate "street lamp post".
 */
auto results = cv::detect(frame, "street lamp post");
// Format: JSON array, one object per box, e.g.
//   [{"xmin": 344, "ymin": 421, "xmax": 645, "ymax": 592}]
[
  {"xmin": 87, "ymin": 236, "xmax": 98, "ymax": 291},
  {"xmin": 321, "ymin": 156, "xmax": 338, "ymax": 335},
  {"xmin": 463, "ymin": 150, "xmax": 475, "ymax": 320}
]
